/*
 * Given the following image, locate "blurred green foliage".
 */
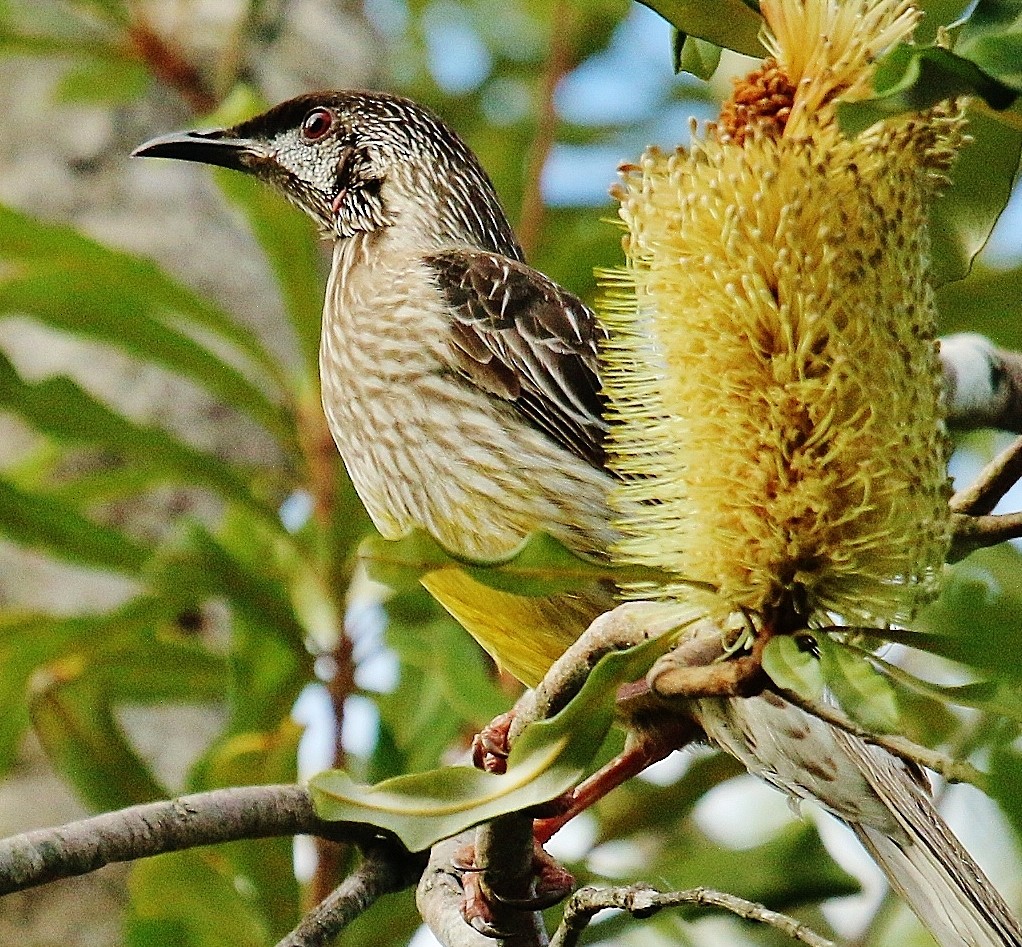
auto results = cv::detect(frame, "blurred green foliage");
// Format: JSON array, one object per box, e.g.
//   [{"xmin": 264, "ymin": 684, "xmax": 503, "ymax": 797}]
[{"xmin": 0, "ymin": 1, "xmax": 1020, "ymax": 945}]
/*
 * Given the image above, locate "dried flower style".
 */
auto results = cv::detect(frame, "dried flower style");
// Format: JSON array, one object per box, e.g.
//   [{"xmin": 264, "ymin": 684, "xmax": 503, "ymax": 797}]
[{"xmin": 602, "ymin": 0, "xmax": 967, "ymax": 629}]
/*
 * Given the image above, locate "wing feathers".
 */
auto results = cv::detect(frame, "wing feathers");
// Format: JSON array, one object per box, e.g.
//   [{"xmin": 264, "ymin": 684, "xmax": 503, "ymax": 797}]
[{"xmin": 426, "ymin": 248, "xmax": 607, "ymax": 469}]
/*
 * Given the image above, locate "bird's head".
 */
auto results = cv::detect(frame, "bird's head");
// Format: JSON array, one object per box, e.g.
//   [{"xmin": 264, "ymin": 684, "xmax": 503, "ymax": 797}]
[{"xmin": 134, "ymin": 90, "xmax": 521, "ymax": 257}]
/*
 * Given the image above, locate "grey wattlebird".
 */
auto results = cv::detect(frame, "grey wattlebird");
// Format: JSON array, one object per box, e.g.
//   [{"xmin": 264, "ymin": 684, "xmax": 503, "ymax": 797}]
[{"xmin": 135, "ymin": 91, "xmax": 1022, "ymax": 946}]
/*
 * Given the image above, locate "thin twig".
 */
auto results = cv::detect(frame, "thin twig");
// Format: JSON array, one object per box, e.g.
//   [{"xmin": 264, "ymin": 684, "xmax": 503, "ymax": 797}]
[
  {"xmin": 0, "ymin": 784, "xmax": 404, "ymax": 896},
  {"xmin": 949, "ymin": 435, "xmax": 1022, "ymax": 515},
  {"xmin": 311, "ymin": 627, "xmax": 358, "ymax": 904},
  {"xmin": 507, "ymin": 601, "xmax": 688, "ymax": 746},
  {"xmin": 772, "ymin": 687, "xmax": 988, "ymax": 790},
  {"xmin": 276, "ymin": 844, "xmax": 422, "ymax": 947},
  {"xmin": 517, "ymin": 0, "xmax": 578, "ymax": 259},
  {"xmin": 549, "ymin": 884, "xmax": 835, "ymax": 947},
  {"xmin": 125, "ymin": 16, "xmax": 216, "ymax": 113},
  {"xmin": 950, "ymin": 510, "xmax": 1022, "ymax": 562}
]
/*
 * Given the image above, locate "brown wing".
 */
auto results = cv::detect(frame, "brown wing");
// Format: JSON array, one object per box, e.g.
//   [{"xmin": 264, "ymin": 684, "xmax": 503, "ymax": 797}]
[{"xmin": 425, "ymin": 248, "xmax": 607, "ymax": 470}]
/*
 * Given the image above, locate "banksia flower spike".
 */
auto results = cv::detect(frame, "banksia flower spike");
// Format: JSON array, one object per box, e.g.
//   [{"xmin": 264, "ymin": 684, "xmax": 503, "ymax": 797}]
[{"xmin": 602, "ymin": 0, "xmax": 967, "ymax": 631}]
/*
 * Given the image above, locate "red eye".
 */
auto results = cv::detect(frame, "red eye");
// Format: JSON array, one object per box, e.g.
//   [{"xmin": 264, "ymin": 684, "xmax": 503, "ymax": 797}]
[{"xmin": 301, "ymin": 108, "xmax": 334, "ymax": 141}]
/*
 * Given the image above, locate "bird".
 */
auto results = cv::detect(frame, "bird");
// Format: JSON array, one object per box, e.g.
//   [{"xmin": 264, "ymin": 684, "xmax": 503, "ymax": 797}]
[{"xmin": 135, "ymin": 90, "xmax": 1022, "ymax": 946}]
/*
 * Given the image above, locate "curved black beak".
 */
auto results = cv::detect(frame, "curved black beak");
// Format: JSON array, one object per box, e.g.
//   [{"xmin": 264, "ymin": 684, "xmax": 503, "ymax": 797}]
[{"xmin": 132, "ymin": 129, "xmax": 266, "ymax": 172}]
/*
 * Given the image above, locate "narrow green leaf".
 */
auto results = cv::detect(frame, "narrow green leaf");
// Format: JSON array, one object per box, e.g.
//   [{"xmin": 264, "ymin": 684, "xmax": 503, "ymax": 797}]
[
  {"xmin": 146, "ymin": 522, "xmax": 312, "ymax": 738},
  {"xmin": 818, "ymin": 637, "xmax": 901, "ymax": 733},
  {"xmin": 912, "ymin": 554, "xmax": 1022, "ymax": 678},
  {"xmin": 223, "ymin": 610, "xmax": 307, "ymax": 736},
  {"xmin": 0, "ymin": 475, "xmax": 150, "ymax": 573},
  {"xmin": 63, "ymin": 0, "xmax": 130, "ymax": 25},
  {"xmin": 196, "ymin": 718, "xmax": 302, "ymax": 792},
  {"xmin": 660, "ymin": 821, "xmax": 861, "ymax": 907},
  {"xmin": 0, "ymin": 263, "xmax": 291, "ymax": 442},
  {"xmin": 90, "ymin": 641, "xmax": 228, "ymax": 706},
  {"xmin": 0, "ymin": 598, "xmax": 179, "ymax": 774},
  {"xmin": 48, "ymin": 466, "xmax": 176, "ymax": 506},
  {"xmin": 0, "ymin": 203, "xmax": 288, "ymax": 394},
  {"xmin": 0, "ymin": 350, "xmax": 278, "ymax": 525},
  {"xmin": 956, "ymin": 0, "xmax": 1022, "ymax": 92},
  {"xmin": 674, "ymin": 32, "xmax": 723, "ymax": 80},
  {"xmin": 127, "ymin": 851, "xmax": 271, "ymax": 947},
  {"xmin": 0, "ymin": 31, "xmax": 129, "ymax": 60},
  {"xmin": 990, "ymin": 741, "xmax": 1022, "ymax": 842},
  {"xmin": 361, "ymin": 527, "xmax": 615, "ymax": 597},
  {"xmin": 30, "ymin": 667, "xmax": 168, "ymax": 811},
  {"xmin": 311, "ymin": 628, "xmax": 681, "ymax": 850},
  {"xmin": 148, "ymin": 522, "xmax": 307, "ymax": 653},
  {"xmin": 636, "ymin": 0, "xmax": 764, "ymax": 58},
  {"xmin": 865, "ymin": 648, "xmax": 1022, "ymax": 722},
  {"xmin": 762, "ymin": 634, "xmax": 824, "ymax": 701},
  {"xmin": 386, "ymin": 601, "xmax": 510, "ymax": 726}
]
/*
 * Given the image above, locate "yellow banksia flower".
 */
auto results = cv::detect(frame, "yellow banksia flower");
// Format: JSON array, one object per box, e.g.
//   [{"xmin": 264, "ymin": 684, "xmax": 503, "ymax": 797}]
[{"xmin": 601, "ymin": 0, "xmax": 967, "ymax": 629}]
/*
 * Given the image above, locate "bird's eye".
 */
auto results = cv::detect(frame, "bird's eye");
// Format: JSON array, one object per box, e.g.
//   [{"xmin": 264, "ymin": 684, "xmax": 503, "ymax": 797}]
[{"xmin": 301, "ymin": 108, "xmax": 334, "ymax": 142}]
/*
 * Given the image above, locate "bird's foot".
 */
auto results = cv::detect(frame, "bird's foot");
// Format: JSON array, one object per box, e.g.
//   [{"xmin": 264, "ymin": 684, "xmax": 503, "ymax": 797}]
[
  {"xmin": 472, "ymin": 710, "xmax": 516, "ymax": 774},
  {"xmin": 453, "ymin": 841, "xmax": 575, "ymax": 936}
]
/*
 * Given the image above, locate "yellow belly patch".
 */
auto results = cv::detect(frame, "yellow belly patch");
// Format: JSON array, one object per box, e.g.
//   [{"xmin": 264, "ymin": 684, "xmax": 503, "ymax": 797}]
[{"xmin": 420, "ymin": 567, "xmax": 613, "ymax": 687}]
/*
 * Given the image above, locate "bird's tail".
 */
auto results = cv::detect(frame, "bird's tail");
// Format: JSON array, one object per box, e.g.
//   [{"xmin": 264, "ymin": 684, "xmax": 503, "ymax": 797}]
[
  {"xmin": 695, "ymin": 694, "xmax": 1022, "ymax": 946},
  {"xmin": 847, "ymin": 757, "xmax": 1022, "ymax": 947}
]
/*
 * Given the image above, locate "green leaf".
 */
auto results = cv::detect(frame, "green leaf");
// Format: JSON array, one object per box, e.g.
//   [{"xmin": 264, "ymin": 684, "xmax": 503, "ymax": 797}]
[
  {"xmin": 148, "ymin": 522, "xmax": 307, "ymax": 654},
  {"xmin": 916, "ymin": 0, "xmax": 975, "ymax": 44},
  {"xmin": 0, "ymin": 203, "xmax": 294, "ymax": 435},
  {"xmin": 126, "ymin": 851, "xmax": 271, "ymax": 947},
  {"xmin": 93, "ymin": 640, "xmax": 228, "ymax": 706},
  {"xmin": 928, "ymin": 104, "xmax": 1022, "ymax": 284},
  {"xmin": 840, "ymin": 45, "xmax": 1016, "ymax": 138},
  {"xmin": 361, "ymin": 527, "xmax": 617, "ymax": 597},
  {"xmin": 0, "ymin": 475, "xmax": 151, "ymax": 573},
  {"xmin": 912, "ymin": 551, "xmax": 1022, "ymax": 678},
  {"xmin": 636, "ymin": 0, "xmax": 764, "ymax": 58},
  {"xmin": 660, "ymin": 821, "xmax": 860, "ymax": 908},
  {"xmin": 0, "ymin": 350, "xmax": 278, "ymax": 525},
  {"xmin": 762, "ymin": 634, "xmax": 824, "ymax": 701},
  {"xmin": 673, "ymin": 32, "xmax": 723, "ymax": 80},
  {"xmin": 0, "ymin": 204, "xmax": 279, "ymax": 377},
  {"xmin": 990, "ymin": 741, "xmax": 1022, "ymax": 842},
  {"xmin": 311, "ymin": 628, "xmax": 681, "ymax": 851},
  {"xmin": 63, "ymin": 0, "xmax": 130, "ymax": 25},
  {"xmin": 146, "ymin": 521, "xmax": 312, "ymax": 737},
  {"xmin": 0, "ymin": 262, "xmax": 291, "ymax": 442},
  {"xmin": 0, "ymin": 597, "xmax": 177, "ymax": 775},
  {"xmin": 956, "ymin": 0, "xmax": 1022, "ymax": 92},
  {"xmin": 30, "ymin": 664, "xmax": 168, "ymax": 811},
  {"xmin": 386, "ymin": 597, "xmax": 510, "ymax": 727},
  {"xmin": 863, "ymin": 649, "xmax": 1022, "ymax": 723},
  {"xmin": 0, "ymin": 31, "xmax": 126, "ymax": 60},
  {"xmin": 817, "ymin": 637, "xmax": 901, "ymax": 733},
  {"xmin": 596, "ymin": 751, "xmax": 746, "ymax": 840}
]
